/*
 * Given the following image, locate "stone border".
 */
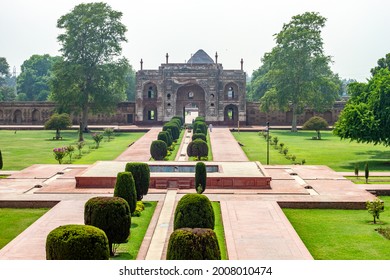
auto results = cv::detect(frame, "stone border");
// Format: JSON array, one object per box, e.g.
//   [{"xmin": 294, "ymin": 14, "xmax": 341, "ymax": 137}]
[{"xmin": 0, "ymin": 200, "xmax": 59, "ymax": 208}]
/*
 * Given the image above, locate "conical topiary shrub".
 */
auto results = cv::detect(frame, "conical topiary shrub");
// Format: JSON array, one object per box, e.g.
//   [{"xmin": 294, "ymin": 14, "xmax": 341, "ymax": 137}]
[
  {"xmin": 125, "ymin": 162, "xmax": 150, "ymax": 201},
  {"xmin": 195, "ymin": 161, "xmax": 207, "ymax": 194},
  {"xmin": 114, "ymin": 171, "xmax": 137, "ymax": 213},
  {"xmin": 84, "ymin": 196, "xmax": 131, "ymax": 256},
  {"xmin": 166, "ymin": 228, "xmax": 221, "ymax": 260},
  {"xmin": 174, "ymin": 193, "xmax": 214, "ymax": 230}
]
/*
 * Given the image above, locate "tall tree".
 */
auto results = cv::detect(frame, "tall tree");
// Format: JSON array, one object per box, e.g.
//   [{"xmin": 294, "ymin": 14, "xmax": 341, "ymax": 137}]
[
  {"xmin": 125, "ymin": 65, "xmax": 136, "ymax": 101},
  {"xmin": 17, "ymin": 54, "xmax": 60, "ymax": 101},
  {"xmin": 334, "ymin": 53, "xmax": 390, "ymax": 146},
  {"xmin": 50, "ymin": 2, "xmax": 129, "ymax": 132},
  {"xmin": 0, "ymin": 57, "xmax": 16, "ymax": 101},
  {"xmin": 257, "ymin": 12, "xmax": 340, "ymax": 131}
]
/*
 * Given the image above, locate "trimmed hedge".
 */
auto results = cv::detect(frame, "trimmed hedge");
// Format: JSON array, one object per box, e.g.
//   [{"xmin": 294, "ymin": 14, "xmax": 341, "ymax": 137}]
[
  {"xmin": 84, "ymin": 196, "xmax": 131, "ymax": 256},
  {"xmin": 163, "ymin": 123, "xmax": 180, "ymax": 140},
  {"xmin": 125, "ymin": 162, "xmax": 150, "ymax": 201},
  {"xmin": 195, "ymin": 162, "xmax": 207, "ymax": 194},
  {"xmin": 172, "ymin": 116, "xmax": 184, "ymax": 126},
  {"xmin": 166, "ymin": 228, "xmax": 221, "ymax": 260},
  {"xmin": 114, "ymin": 172, "xmax": 137, "ymax": 213},
  {"xmin": 150, "ymin": 140, "xmax": 167, "ymax": 160},
  {"xmin": 187, "ymin": 139, "xmax": 208, "ymax": 160},
  {"xmin": 174, "ymin": 193, "xmax": 215, "ymax": 230},
  {"xmin": 193, "ymin": 121, "xmax": 207, "ymax": 136},
  {"xmin": 46, "ymin": 224, "xmax": 110, "ymax": 260},
  {"xmin": 158, "ymin": 131, "xmax": 172, "ymax": 147},
  {"xmin": 192, "ymin": 133, "xmax": 206, "ymax": 142}
]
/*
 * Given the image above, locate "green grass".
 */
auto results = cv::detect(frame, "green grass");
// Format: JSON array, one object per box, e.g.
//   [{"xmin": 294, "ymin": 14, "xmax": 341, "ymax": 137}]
[
  {"xmin": 0, "ymin": 208, "xmax": 49, "ymax": 249},
  {"xmin": 0, "ymin": 130, "xmax": 145, "ymax": 170},
  {"xmin": 346, "ymin": 176, "xmax": 390, "ymax": 184},
  {"xmin": 282, "ymin": 196, "xmax": 390, "ymax": 260},
  {"xmin": 112, "ymin": 201, "xmax": 157, "ymax": 260},
  {"xmin": 232, "ymin": 130, "xmax": 390, "ymax": 171},
  {"xmin": 212, "ymin": 201, "xmax": 227, "ymax": 260},
  {"xmin": 166, "ymin": 130, "xmax": 185, "ymax": 161}
]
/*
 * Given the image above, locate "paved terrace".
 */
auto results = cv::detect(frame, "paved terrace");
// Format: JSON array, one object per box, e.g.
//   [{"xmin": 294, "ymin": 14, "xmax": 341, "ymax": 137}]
[{"xmin": 0, "ymin": 126, "xmax": 383, "ymax": 260}]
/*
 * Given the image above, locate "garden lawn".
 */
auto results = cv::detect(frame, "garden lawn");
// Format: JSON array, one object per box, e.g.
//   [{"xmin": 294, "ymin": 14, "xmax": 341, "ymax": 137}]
[
  {"xmin": 0, "ymin": 208, "xmax": 49, "ymax": 249},
  {"xmin": 232, "ymin": 130, "xmax": 390, "ymax": 171},
  {"xmin": 283, "ymin": 196, "xmax": 390, "ymax": 260},
  {"xmin": 346, "ymin": 176, "xmax": 390, "ymax": 184},
  {"xmin": 112, "ymin": 201, "xmax": 157, "ymax": 260},
  {"xmin": 0, "ymin": 130, "xmax": 144, "ymax": 170},
  {"xmin": 212, "ymin": 201, "xmax": 227, "ymax": 260}
]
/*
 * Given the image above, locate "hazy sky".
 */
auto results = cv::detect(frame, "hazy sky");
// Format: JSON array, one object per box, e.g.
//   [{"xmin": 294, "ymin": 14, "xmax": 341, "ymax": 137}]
[{"xmin": 1, "ymin": 0, "xmax": 389, "ymax": 82}]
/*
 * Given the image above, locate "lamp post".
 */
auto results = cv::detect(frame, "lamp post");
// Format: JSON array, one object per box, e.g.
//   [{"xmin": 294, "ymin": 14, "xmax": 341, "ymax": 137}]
[{"xmin": 266, "ymin": 122, "xmax": 270, "ymax": 165}]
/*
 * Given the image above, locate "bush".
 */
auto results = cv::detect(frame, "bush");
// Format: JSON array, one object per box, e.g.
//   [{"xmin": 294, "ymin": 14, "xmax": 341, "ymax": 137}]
[
  {"xmin": 174, "ymin": 193, "xmax": 214, "ymax": 230},
  {"xmin": 163, "ymin": 123, "xmax": 180, "ymax": 140},
  {"xmin": 104, "ymin": 128, "xmax": 114, "ymax": 141},
  {"xmin": 158, "ymin": 131, "xmax": 172, "ymax": 147},
  {"xmin": 193, "ymin": 121, "xmax": 207, "ymax": 136},
  {"xmin": 166, "ymin": 228, "xmax": 220, "ymax": 260},
  {"xmin": 172, "ymin": 116, "xmax": 184, "ymax": 126},
  {"xmin": 366, "ymin": 198, "xmax": 384, "ymax": 224},
  {"xmin": 84, "ymin": 197, "xmax": 131, "ymax": 256},
  {"xmin": 125, "ymin": 162, "xmax": 150, "ymax": 201},
  {"xmin": 195, "ymin": 162, "xmax": 207, "ymax": 194},
  {"xmin": 92, "ymin": 133, "xmax": 104, "ymax": 148},
  {"xmin": 0, "ymin": 150, "xmax": 3, "ymax": 170},
  {"xmin": 150, "ymin": 140, "xmax": 167, "ymax": 160},
  {"xmin": 44, "ymin": 113, "xmax": 72, "ymax": 140},
  {"xmin": 192, "ymin": 133, "xmax": 206, "ymax": 142},
  {"xmin": 187, "ymin": 139, "xmax": 208, "ymax": 160},
  {"xmin": 132, "ymin": 201, "xmax": 145, "ymax": 217},
  {"xmin": 195, "ymin": 116, "xmax": 205, "ymax": 122},
  {"xmin": 302, "ymin": 116, "xmax": 329, "ymax": 140},
  {"xmin": 114, "ymin": 172, "xmax": 137, "ymax": 213},
  {"xmin": 46, "ymin": 224, "xmax": 110, "ymax": 260}
]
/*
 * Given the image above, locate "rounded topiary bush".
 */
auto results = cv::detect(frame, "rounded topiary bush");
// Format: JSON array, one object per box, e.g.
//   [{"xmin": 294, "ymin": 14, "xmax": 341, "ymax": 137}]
[
  {"xmin": 174, "ymin": 193, "xmax": 214, "ymax": 230},
  {"xmin": 150, "ymin": 140, "xmax": 167, "ymax": 160},
  {"xmin": 84, "ymin": 196, "xmax": 131, "ymax": 256},
  {"xmin": 172, "ymin": 116, "xmax": 184, "ymax": 126},
  {"xmin": 163, "ymin": 124, "xmax": 180, "ymax": 140},
  {"xmin": 46, "ymin": 224, "xmax": 109, "ymax": 260},
  {"xmin": 187, "ymin": 139, "xmax": 208, "ymax": 160},
  {"xmin": 192, "ymin": 133, "xmax": 206, "ymax": 142},
  {"xmin": 114, "ymin": 172, "xmax": 137, "ymax": 213},
  {"xmin": 125, "ymin": 162, "xmax": 150, "ymax": 201},
  {"xmin": 158, "ymin": 131, "xmax": 172, "ymax": 147},
  {"xmin": 195, "ymin": 161, "xmax": 207, "ymax": 194},
  {"xmin": 193, "ymin": 121, "xmax": 207, "ymax": 136},
  {"xmin": 166, "ymin": 228, "xmax": 221, "ymax": 260}
]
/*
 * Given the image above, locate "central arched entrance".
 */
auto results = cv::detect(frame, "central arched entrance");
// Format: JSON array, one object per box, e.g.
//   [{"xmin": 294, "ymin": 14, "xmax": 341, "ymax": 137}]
[{"xmin": 176, "ymin": 84, "xmax": 205, "ymax": 123}]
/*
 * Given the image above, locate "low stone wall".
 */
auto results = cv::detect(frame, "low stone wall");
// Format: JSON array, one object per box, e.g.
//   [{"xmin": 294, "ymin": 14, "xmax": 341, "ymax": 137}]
[{"xmin": 0, "ymin": 200, "xmax": 59, "ymax": 208}]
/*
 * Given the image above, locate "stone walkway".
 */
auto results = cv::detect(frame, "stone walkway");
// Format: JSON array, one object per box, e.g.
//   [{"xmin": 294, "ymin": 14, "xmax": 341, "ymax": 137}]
[{"xmin": 209, "ymin": 127, "xmax": 248, "ymax": 161}]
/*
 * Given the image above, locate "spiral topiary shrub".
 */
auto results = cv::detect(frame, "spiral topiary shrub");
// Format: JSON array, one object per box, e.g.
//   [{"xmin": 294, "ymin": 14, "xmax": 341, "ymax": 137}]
[
  {"xmin": 150, "ymin": 140, "xmax": 167, "ymax": 160},
  {"xmin": 166, "ymin": 228, "xmax": 221, "ymax": 260},
  {"xmin": 84, "ymin": 196, "xmax": 131, "ymax": 256},
  {"xmin": 187, "ymin": 139, "xmax": 208, "ymax": 160},
  {"xmin": 192, "ymin": 133, "xmax": 207, "ymax": 142},
  {"xmin": 46, "ymin": 224, "xmax": 110, "ymax": 260},
  {"xmin": 174, "ymin": 193, "xmax": 214, "ymax": 230},
  {"xmin": 125, "ymin": 162, "xmax": 150, "ymax": 201},
  {"xmin": 114, "ymin": 172, "xmax": 137, "ymax": 213},
  {"xmin": 195, "ymin": 162, "xmax": 207, "ymax": 194},
  {"xmin": 158, "ymin": 131, "xmax": 172, "ymax": 147}
]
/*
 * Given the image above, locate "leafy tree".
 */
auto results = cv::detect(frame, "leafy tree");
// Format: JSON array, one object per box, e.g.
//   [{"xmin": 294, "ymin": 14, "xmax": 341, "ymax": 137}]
[
  {"xmin": 302, "ymin": 116, "xmax": 329, "ymax": 140},
  {"xmin": 334, "ymin": 54, "xmax": 390, "ymax": 146},
  {"xmin": 257, "ymin": 12, "xmax": 340, "ymax": 132},
  {"xmin": 125, "ymin": 65, "xmax": 136, "ymax": 101},
  {"xmin": 50, "ymin": 2, "xmax": 129, "ymax": 132},
  {"xmin": 366, "ymin": 198, "xmax": 384, "ymax": 224},
  {"xmin": 0, "ymin": 57, "xmax": 16, "ymax": 101},
  {"xmin": 44, "ymin": 113, "xmax": 72, "ymax": 140},
  {"xmin": 17, "ymin": 54, "xmax": 61, "ymax": 101}
]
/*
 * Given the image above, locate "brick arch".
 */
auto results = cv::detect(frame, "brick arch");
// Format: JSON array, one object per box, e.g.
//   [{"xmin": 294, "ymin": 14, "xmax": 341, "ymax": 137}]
[
  {"xmin": 13, "ymin": 109, "xmax": 22, "ymax": 124},
  {"xmin": 176, "ymin": 83, "xmax": 206, "ymax": 119},
  {"xmin": 143, "ymin": 82, "xmax": 158, "ymax": 99},
  {"xmin": 32, "ymin": 109, "xmax": 40, "ymax": 124},
  {"xmin": 224, "ymin": 104, "xmax": 239, "ymax": 125},
  {"xmin": 224, "ymin": 82, "xmax": 239, "ymax": 100}
]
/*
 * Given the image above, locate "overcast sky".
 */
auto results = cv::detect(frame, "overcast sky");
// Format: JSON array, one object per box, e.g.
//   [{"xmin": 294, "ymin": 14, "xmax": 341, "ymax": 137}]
[{"xmin": 1, "ymin": 0, "xmax": 389, "ymax": 82}]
